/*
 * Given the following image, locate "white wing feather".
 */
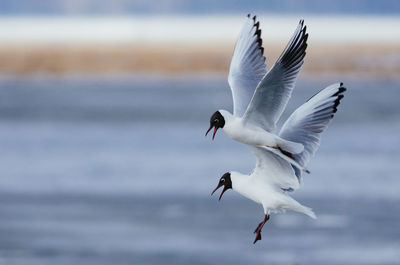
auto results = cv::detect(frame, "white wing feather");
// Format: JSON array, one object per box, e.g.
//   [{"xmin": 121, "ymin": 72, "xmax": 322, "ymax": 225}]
[
  {"xmin": 243, "ymin": 20, "xmax": 308, "ymax": 132},
  {"xmin": 259, "ymin": 146, "xmax": 309, "ymax": 173},
  {"xmin": 249, "ymin": 146, "xmax": 300, "ymax": 191},
  {"xmin": 279, "ymin": 82, "xmax": 346, "ymax": 181},
  {"xmin": 228, "ymin": 14, "xmax": 267, "ymax": 117},
  {"xmin": 247, "ymin": 83, "xmax": 346, "ymax": 190}
]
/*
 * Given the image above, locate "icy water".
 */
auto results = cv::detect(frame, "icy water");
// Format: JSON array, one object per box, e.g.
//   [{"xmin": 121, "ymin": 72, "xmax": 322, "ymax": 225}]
[{"xmin": 0, "ymin": 75, "xmax": 399, "ymax": 265}]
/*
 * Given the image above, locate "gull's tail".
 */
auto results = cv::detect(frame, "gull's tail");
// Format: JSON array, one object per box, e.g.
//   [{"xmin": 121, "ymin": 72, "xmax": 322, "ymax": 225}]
[
  {"xmin": 299, "ymin": 205, "xmax": 317, "ymax": 219},
  {"xmin": 279, "ymin": 82, "xmax": 346, "ymax": 181},
  {"xmin": 285, "ymin": 196, "xmax": 317, "ymax": 219}
]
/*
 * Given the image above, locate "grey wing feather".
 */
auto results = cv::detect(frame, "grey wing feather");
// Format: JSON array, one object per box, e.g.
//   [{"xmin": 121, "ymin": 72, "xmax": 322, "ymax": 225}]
[
  {"xmin": 228, "ymin": 14, "xmax": 267, "ymax": 117},
  {"xmin": 243, "ymin": 20, "xmax": 308, "ymax": 131},
  {"xmin": 279, "ymin": 82, "xmax": 346, "ymax": 181}
]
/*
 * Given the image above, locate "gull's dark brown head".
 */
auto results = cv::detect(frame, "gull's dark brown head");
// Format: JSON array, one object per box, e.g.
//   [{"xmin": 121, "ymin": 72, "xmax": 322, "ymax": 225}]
[
  {"xmin": 205, "ymin": 111, "xmax": 225, "ymax": 140},
  {"xmin": 211, "ymin": 172, "xmax": 232, "ymax": 200}
]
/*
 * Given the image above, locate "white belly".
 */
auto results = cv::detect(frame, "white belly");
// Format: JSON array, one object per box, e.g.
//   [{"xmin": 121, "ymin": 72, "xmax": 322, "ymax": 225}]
[
  {"xmin": 223, "ymin": 121, "xmax": 277, "ymax": 147},
  {"xmin": 233, "ymin": 180, "xmax": 287, "ymax": 211}
]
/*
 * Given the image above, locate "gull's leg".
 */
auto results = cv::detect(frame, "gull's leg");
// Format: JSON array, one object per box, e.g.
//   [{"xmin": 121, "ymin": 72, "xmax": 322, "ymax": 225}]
[
  {"xmin": 273, "ymin": 142, "xmax": 294, "ymax": 159},
  {"xmin": 277, "ymin": 146, "xmax": 294, "ymax": 159},
  {"xmin": 253, "ymin": 214, "xmax": 270, "ymax": 244},
  {"xmin": 274, "ymin": 144, "xmax": 294, "ymax": 158}
]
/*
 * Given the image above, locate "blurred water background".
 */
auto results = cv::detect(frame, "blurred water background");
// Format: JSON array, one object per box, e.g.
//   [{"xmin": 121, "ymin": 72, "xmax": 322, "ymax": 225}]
[
  {"xmin": 1, "ymin": 74, "xmax": 399, "ymax": 265},
  {"xmin": 0, "ymin": 1, "xmax": 400, "ymax": 265}
]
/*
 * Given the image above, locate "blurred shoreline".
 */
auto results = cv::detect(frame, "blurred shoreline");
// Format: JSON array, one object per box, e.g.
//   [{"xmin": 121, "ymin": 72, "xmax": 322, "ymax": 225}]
[
  {"xmin": 0, "ymin": 43, "xmax": 399, "ymax": 77},
  {"xmin": 0, "ymin": 15, "xmax": 399, "ymax": 76}
]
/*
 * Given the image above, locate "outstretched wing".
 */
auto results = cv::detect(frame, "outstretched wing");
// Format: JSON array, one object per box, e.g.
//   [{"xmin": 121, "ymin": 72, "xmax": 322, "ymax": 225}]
[
  {"xmin": 279, "ymin": 82, "xmax": 346, "ymax": 181},
  {"xmin": 228, "ymin": 14, "xmax": 267, "ymax": 117},
  {"xmin": 243, "ymin": 20, "xmax": 308, "ymax": 132},
  {"xmin": 249, "ymin": 146, "xmax": 300, "ymax": 191}
]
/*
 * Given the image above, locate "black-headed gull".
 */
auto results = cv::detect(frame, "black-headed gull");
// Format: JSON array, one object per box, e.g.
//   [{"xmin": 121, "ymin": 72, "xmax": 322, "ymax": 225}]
[
  {"xmin": 212, "ymin": 82, "xmax": 346, "ymax": 244},
  {"xmin": 206, "ymin": 15, "xmax": 308, "ymax": 169}
]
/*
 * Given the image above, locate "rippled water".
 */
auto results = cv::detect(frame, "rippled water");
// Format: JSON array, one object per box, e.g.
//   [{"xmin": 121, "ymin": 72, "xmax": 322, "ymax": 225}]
[{"xmin": 0, "ymin": 75, "xmax": 399, "ymax": 265}]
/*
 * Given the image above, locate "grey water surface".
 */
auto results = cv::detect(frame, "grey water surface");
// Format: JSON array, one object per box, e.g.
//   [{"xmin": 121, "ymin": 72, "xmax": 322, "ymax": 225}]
[{"xmin": 0, "ymin": 74, "xmax": 399, "ymax": 265}]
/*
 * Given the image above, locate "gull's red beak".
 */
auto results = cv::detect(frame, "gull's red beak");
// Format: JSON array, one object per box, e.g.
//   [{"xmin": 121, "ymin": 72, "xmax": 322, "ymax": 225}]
[
  {"xmin": 205, "ymin": 125, "xmax": 212, "ymax": 137},
  {"xmin": 211, "ymin": 183, "xmax": 227, "ymax": 201},
  {"xmin": 205, "ymin": 125, "xmax": 219, "ymax": 140},
  {"xmin": 212, "ymin": 126, "xmax": 219, "ymax": 140}
]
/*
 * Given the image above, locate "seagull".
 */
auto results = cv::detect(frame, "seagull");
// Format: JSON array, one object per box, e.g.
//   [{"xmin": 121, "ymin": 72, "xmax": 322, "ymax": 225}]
[
  {"xmin": 205, "ymin": 15, "xmax": 309, "ymax": 171},
  {"xmin": 212, "ymin": 82, "xmax": 346, "ymax": 244}
]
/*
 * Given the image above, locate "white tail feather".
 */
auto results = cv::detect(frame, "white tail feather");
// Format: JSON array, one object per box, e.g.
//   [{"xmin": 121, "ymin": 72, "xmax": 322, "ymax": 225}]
[
  {"xmin": 285, "ymin": 196, "xmax": 317, "ymax": 219},
  {"xmin": 300, "ymin": 206, "xmax": 317, "ymax": 219}
]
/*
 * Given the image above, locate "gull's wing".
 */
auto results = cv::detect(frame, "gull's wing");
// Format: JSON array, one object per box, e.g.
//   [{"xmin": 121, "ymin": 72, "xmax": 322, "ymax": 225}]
[
  {"xmin": 259, "ymin": 146, "xmax": 309, "ymax": 173},
  {"xmin": 242, "ymin": 20, "xmax": 308, "ymax": 132},
  {"xmin": 279, "ymin": 82, "xmax": 346, "ymax": 181},
  {"xmin": 249, "ymin": 146, "xmax": 300, "ymax": 191},
  {"xmin": 228, "ymin": 14, "xmax": 267, "ymax": 117}
]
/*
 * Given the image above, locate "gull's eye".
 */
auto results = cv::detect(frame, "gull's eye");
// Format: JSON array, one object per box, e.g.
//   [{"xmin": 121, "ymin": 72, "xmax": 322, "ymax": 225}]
[
  {"xmin": 221, "ymin": 178, "xmax": 225, "ymax": 183},
  {"xmin": 214, "ymin": 119, "xmax": 219, "ymax": 123}
]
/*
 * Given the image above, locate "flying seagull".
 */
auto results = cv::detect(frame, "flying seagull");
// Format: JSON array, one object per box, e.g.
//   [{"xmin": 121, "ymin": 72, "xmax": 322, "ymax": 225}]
[
  {"xmin": 206, "ymin": 15, "xmax": 309, "ymax": 171},
  {"xmin": 212, "ymin": 82, "xmax": 346, "ymax": 244}
]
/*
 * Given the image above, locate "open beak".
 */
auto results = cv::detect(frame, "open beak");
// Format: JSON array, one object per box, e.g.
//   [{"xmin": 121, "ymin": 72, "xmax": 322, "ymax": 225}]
[
  {"xmin": 205, "ymin": 125, "xmax": 219, "ymax": 140},
  {"xmin": 211, "ymin": 183, "xmax": 227, "ymax": 201},
  {"xmin": 205, "ymin": 125, "xmax": 212, "ymax": 137},
  {"xmin": 212, "ymin": 126, "xmax": 219, "ymax": 140}
]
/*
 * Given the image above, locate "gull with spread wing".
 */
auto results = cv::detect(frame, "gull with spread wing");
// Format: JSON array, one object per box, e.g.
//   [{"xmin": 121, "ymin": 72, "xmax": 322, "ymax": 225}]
[
  {"xmin": 206, "ymin": 15, "xmax": 309, "ymax": 171},
  {"xmin": 212, "ymin": 82, "xmax": 346, "ymax": 244}
]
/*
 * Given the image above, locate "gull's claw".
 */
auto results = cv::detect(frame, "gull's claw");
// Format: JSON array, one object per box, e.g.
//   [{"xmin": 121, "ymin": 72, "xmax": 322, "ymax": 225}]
[
  {"xmin": 252, "ymin": 214, "xmax": 269, "ymax": 244},
  {"xmin": 253, "ymin": 232, "xmax": 262, "ymax": 244}
]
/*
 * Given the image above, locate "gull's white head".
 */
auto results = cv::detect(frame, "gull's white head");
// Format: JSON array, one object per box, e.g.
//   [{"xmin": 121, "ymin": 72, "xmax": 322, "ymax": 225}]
[{"xmin": 205, "ymin": 109, "xmax": 233, "ymax": 140}]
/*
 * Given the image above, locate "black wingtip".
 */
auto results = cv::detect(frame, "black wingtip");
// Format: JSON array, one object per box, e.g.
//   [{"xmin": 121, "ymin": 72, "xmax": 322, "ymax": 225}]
[
  {"xmin": 332, "ymin": 94, "xmax": 345, "ymax": 113},
  {"xmin": 339, "ymin": 82, "xmax": 347, "ymax": 91},
  {"xmin": 238, "ymin": 14, "xmax": 266, "ymax": 63},
  {"xmin": 251, "ymin": 17, "xmax": 264, "ymax": 56},
  {"xmin": 278, "ymin": 18, "xmax": 308, "ymax": 68},
  {"xmin": 333, "ymin": 84, "xmax": 347, "ymax": 96},
  {"xmin": 257, "ymin": 36, "xmax": 263, "ymax": 47}
]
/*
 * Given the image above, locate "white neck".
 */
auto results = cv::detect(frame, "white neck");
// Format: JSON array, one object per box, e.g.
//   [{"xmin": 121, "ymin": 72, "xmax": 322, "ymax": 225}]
[
  {"xmin": 230, "ymin": 171, "xmax": 261, "ymax": 202},
  {"xmin": 218, "ymin": 109, "xmax": 242, "ymax": 136},
  {"xmin": 230, "ymin": 171, "xmax": 249, "ymax": 191},
  {"xmin": 230, "ymin": 171, "xmax": 273, "ymax": 206}
]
